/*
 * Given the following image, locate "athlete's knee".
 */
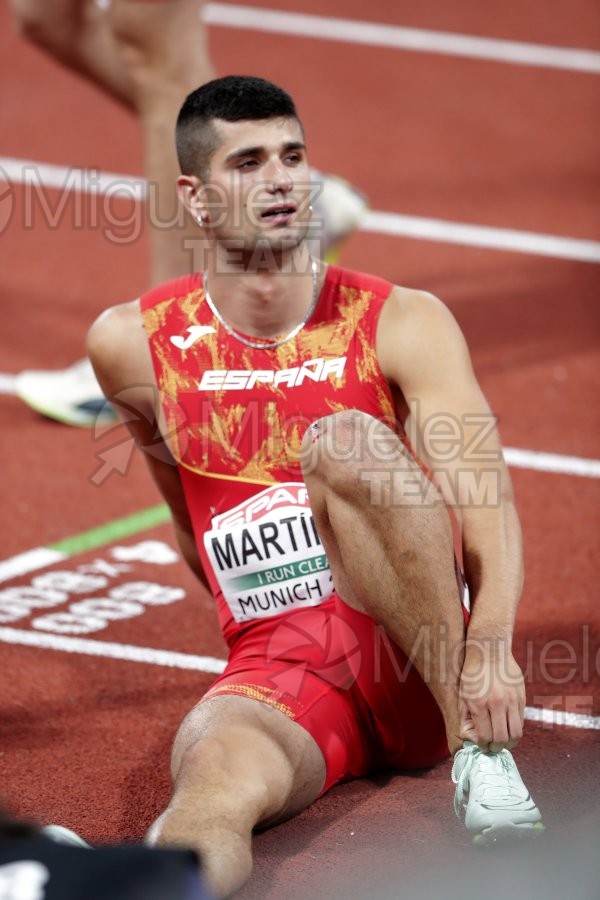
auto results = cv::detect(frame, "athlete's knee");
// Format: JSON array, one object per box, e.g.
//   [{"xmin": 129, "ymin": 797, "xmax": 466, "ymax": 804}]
[
  {"xmin": 301, "ymin": 410, "xmax": 402, "ymax": 496},
  {"xmin": 105, "ymin": 0, "xmax": 212, "ymax": 94},
  {"xmin": 302, "ymin": 410, "xmax": 454, "ymax": 546},
  {"xmin": 177, "ymin": 734, "xmax": 273, "ymax": 823}
]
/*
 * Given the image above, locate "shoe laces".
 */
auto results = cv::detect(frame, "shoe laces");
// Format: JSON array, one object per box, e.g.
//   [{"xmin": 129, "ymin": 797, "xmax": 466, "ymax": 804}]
[{"xmin": 451, "ymin": 742, "xmax": 516, "ymax": 817}]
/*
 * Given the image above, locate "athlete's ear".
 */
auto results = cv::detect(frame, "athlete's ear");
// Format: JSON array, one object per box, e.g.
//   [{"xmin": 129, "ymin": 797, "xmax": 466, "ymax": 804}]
[{"xmin": 177, "ymin": 174, "xmax": 206, "ymax": 222}]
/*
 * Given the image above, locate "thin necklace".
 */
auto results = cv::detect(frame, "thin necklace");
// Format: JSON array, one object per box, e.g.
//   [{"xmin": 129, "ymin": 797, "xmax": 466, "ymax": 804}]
[{"xmin": 203, "ymin": 257, "xmax": 319, "ymax": 350}]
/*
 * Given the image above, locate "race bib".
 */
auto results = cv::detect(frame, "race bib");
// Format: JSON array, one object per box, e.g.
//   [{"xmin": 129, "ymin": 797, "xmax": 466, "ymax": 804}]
[{"xmin": 204, "ymin": 483, "xmax": 334, "ymax": 623}]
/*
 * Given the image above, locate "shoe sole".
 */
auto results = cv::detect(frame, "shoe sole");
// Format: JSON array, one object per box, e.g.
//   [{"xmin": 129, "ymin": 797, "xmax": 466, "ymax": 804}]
[
  {"xmin": 473, "ymin": 821, "xmax": 546, "ymax": 846},
  {"xmin": 42, "ymin": 824, "xmax": 91, "ymax": 848}
]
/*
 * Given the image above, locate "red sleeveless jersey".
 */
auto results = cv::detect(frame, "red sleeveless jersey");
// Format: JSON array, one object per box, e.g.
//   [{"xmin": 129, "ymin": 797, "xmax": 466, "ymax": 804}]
[{"xmin": 140, "ymin": 264, "xmax": 396, "ymax": 643}]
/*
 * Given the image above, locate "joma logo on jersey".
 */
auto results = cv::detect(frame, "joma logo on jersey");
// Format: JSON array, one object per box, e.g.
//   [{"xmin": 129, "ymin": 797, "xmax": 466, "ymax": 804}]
[{"xmin": 198, "ymin": 356, "xmax": 347, "ymax": 391}]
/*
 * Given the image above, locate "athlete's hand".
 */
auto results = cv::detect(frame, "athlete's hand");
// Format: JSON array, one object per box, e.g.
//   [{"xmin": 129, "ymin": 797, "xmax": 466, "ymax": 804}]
[{"xmin": 458, "ymin": 638, "xmax": 525, "ymax": 752}]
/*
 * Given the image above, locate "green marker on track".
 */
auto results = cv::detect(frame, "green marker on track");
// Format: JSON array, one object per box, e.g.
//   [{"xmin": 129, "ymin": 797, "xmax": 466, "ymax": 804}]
[
  {"xmin": 0, "ymin": 503, "xmax": 171, "ymax": 583},
  {"xmin": 50, "ymin": 504, "xmax": 171, "ymax": 555}
]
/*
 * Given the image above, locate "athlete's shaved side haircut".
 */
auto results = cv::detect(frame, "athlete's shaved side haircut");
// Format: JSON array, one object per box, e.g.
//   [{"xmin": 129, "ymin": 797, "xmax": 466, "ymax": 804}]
[{"xmin": 176, "ymin": 75, "xmax": 302, "ymax": 179}]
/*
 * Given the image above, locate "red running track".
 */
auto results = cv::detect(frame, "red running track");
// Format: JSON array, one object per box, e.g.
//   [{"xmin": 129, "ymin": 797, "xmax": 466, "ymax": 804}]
[{"xmin": 0, "ymin": 2, "xmax": 599, "ymax": 897}]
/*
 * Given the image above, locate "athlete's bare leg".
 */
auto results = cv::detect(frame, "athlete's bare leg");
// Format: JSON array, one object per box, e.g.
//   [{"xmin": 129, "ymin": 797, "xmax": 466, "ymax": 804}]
[
  {"xmin": 10, "ymin": 0, "xmax": 213, "ymax": 282},
  {"xmin": 147, "ymin": 695, "xmax": 326, "ymax": 898},
  {"xmin": 10, "ymin": 0, "xmax": 135, "ymax": 104},
  {"xmin": 106, "ymin": 0, "xmax": 214, "ymax": 281},
  {"xmin": 301, "ymin": 410, "xmax": 467, "ymax": 754}
]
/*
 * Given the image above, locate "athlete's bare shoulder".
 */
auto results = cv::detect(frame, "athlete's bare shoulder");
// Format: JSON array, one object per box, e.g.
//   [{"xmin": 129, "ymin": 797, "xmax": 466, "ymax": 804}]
[
  {"xmin": 379, "ymin": 284, "xmax": 457, "ymax": 334},
  {"xmin": 87, "ymin": 299, "xmax": 154, "ymax": 400},
  {"xmin": 376, "ymin": 284, "xmax": 472, "ymax": 390}
]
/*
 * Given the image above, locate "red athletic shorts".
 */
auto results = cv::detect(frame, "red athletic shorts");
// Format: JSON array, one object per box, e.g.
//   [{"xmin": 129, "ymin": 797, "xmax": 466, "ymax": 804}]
[{"xmin": 202, "ymin": 594, "xmax": 464, "ymax": 794}]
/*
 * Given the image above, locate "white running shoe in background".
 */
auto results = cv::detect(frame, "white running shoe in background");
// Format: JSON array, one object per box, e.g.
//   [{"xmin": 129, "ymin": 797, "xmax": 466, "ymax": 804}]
[
  {"xmin": 310, "ymin": 170, "xmax": 368, "ymax": 262},
  {"xmin": 452, "ymin": 741, "xmax": 545, "ymax": 845},
  {"xmin": 14, "ymin": 359, "xmax": 116, "ymax": 428}
]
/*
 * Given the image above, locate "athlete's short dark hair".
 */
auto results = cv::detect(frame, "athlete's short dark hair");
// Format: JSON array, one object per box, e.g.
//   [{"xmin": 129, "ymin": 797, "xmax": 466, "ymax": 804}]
[{"xmin": 176, "ymin": 75, "xmax": 301, "ymax": 178}]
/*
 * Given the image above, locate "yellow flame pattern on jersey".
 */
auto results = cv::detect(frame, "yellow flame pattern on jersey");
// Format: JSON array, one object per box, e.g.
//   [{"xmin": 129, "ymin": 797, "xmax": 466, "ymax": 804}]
[{"xmin": 142, "ymin": 278, "xmax": 395, "ymax": 483}]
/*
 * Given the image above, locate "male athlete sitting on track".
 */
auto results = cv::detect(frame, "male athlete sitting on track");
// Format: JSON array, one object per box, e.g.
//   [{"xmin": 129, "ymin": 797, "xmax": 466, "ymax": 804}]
[{"xmin": 82, "ymin": 76, "xmax": 543, "ymax": 897}]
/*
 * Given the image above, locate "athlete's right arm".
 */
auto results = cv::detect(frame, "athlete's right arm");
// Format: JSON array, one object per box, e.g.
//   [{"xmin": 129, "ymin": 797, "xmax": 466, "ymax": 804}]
[{"xmin": 87, "ymin": 301, "xmax": 211, "ymax": 591}]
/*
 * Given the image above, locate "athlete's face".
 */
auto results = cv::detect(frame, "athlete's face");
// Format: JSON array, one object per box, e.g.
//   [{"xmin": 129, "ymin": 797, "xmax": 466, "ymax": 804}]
[{"xmin": 199, "ymin": 117, "xmax": 313, "ymax": 255}]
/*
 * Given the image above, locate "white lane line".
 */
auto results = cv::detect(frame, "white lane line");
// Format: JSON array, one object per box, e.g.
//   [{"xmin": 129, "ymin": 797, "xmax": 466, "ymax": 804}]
[
  {"xmin": 0, "ymin": 548, "xmax": 67, "ymax": 583},
  {"xmin": 0, "ymin": 374, "xmax": 17, "ymax": 394},
  {"xmin": 0, "ymin": 158, "xmax": 146, "ymax": 198},
  {"xmin": 204, "ymin": 4, "xmax": 600, "ymax": 74},
  {"xmin": 363, "ymin": 211, "xmax": 600, "ymax": 263},
  {"xmin": 0, "ymin": 627, "xmax": 227, "ymax": 674},
  {"xmin": 504, "ymin": 448, "xmax": 600, "ymax": 479},
  {"xmin": 524, "ymin": 706, "xmax": 600, "ymax": 731},
  {"xmin": 2, "ymin": 157, "xmax": 600, "ymax": 264},
  {"xmin": 0, "ymin": 626, "xmax": 596, "ymax": 729}
]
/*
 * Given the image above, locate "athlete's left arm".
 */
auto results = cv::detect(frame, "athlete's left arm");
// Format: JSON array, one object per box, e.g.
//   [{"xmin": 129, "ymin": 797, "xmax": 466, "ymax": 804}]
[{"xmin": 377, "ymin": 287, "xmax": 525, "ymax": 752}]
